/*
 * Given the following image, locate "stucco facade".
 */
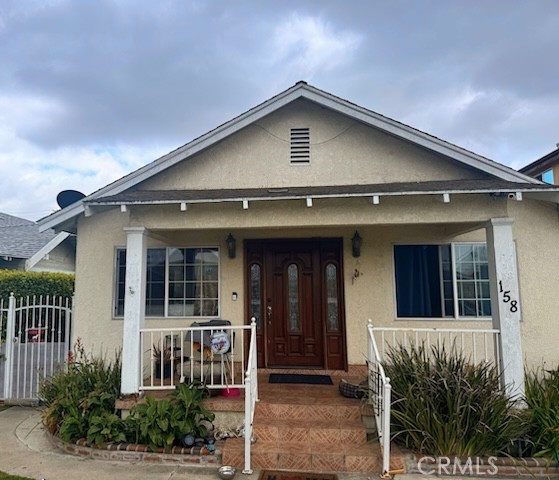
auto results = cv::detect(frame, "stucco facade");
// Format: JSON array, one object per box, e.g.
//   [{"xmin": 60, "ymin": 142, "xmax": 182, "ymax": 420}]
[{"xmin": 41, "ymin": 82, "xmax": 559, "ymax": 395}]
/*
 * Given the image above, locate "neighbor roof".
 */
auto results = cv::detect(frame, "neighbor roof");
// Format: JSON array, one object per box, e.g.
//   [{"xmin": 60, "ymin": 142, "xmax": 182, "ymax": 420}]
[
  {"xmin": 0, "ymin": 213, "xmax": 57, "ymax": 259},
  {"xmin": 38, "ymin": 81, "xmax": 543, "ymax": 232},
  {"xmin": 519, "ymin": 147, "xmax": 559, "ymax": 177}
]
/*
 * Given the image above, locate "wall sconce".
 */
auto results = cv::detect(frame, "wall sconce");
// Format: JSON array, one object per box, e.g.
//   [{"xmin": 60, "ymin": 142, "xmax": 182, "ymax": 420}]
[
  {"xmin": 351, "ymin": 231, "xmax": 362, "ymax": 258},
  {"xmin": 226, "ymin": 233, "xmax": 236, "ymax": 259}
]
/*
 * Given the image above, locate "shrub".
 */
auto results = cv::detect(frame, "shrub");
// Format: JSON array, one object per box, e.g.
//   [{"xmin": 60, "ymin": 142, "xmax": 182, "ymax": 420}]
[
  {"xmin": 40, "ymin": 347, "xmax": 215, "ymax": 451},
  {"xmin": 524, "ymin": 366, "xmax": 559, "ymax": 460},
  {"xmin": 125, "ymin": 382, "xmax": 215, "ymax": 451},
  {"xmin": 382, "ymin": 343, "xmax": 524, "ymax": 456},
  {"xmin": 39, "ymin": 340, "xmax": 121, "ymax": 440},
  {"xmin": 0, "ymin": 270, "xmax": 74, "ymax": 301}
]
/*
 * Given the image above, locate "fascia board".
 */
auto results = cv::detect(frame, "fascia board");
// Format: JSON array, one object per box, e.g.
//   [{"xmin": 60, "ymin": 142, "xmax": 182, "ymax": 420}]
[
  {"xmin": 87, "ymin": 186, "xmax": 559, "ymax": 207},
  {"xmin": 300, "ymin": 87, "xmax": 539, "ymax": 184},
  {"xmin": 38, "ymin": 203, "xmax": 84, "ymax": 232},
  {"xmin": 25, "ymin": 231, "xmax": 70, "ymax": 269}
]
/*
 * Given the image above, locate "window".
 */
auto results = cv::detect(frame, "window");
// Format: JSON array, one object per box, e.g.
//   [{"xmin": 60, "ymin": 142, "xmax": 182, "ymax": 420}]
[
  {"xmin": 114, "ymin": 247, "xmax": 219, "ymax": 318},
  {"xmin": 541, "ymin": 169, "xmax": 554, "ymax": 184},
  {"xmin": 325, "ymin": 263, "xmax": 340, "ymax": 331},
  {"xmin": 394, "ymin": 243, "xmax": 491, "ymax": 319},
  {"xmin": 287, "ymin": 264, "xmax": 300, "ymax": 331},
  {"xmin": 248, "ymin": 263, "xmax": 262, "ymax": 328},
  {"xmin": 290, "ymin": 128, "xmax": 310, "ymax": 164}
]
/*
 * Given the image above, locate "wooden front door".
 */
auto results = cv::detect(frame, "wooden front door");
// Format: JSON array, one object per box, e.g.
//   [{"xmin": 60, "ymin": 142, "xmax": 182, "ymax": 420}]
[{"xmin": 245, "ymin": 238, "xmax": 346, "ymax": 370}]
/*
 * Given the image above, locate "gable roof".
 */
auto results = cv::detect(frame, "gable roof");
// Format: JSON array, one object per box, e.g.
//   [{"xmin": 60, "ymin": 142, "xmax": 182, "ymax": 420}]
[
  {"xmin": 38, "ymin": 81, "xmax": 542, "ymax": 232},
  {"xmin": 519, "ymin": 147, "xmax": 559, "ymax": 177},
  {"xmin": 0, "ymin": 212, "xmax": 57, "ymax": 259}
]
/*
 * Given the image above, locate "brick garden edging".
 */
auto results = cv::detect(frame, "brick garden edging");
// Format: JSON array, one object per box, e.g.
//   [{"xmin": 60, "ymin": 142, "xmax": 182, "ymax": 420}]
[
  {"xmin": 50, "ymin": 435, "xmax": 222, "ymax": 466},
  {"xmin": 405, "ymin": 453, "xmax": 559, "ymax": 477}
]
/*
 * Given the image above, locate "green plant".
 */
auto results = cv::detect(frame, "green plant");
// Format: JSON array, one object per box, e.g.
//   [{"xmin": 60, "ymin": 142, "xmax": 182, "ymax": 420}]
[
  {"xmin": 524, "ymin": 366, "xmax": 559, "ymax": 461},
  {"xmin": 0, "ymin": 471, "xmax": 34, "ymax": 480},
  {"xmin": 0, "ymin": 269, "xmax": 74, "ymax": 301},
  {"xmin": 87, "ymin": 411, "xmax": 126, "ymax": 445},
  {"xmin": 39, "ymin": 339, "xmax": 121, "ymax": 441},
  {"xmin": 125, "ymin": 397, "xmax": 183, "ymax": 450},
  {"xmin": 152, "ymin": 342, "xmax": 173, "ymax": 378},
  {"xmin": 383, "ymin": 342, "xmax": 524, "ymax": 457},
  {"xmin": 152, "ymin": 342, "xmax": 172, "ymax": 360},
  {"xmin": 125, "ymin": 383, "xmax": 215, "ymax": 451},
  {"xmin": 171, "ymin": 382, "xmax": 215, "ymax": 439}
]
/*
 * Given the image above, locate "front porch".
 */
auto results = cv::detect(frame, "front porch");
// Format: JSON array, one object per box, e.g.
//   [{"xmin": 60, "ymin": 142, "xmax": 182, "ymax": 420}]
[
  {"xmin": 128, "ymin": 320, "xmax": 503, "ymax": 475},
  {"xmin": 116, "ymin": 215, "xmax": 525, "ymax": 474}
]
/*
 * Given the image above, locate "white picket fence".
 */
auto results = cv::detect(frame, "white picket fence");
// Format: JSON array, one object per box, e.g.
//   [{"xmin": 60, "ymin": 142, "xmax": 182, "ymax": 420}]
[{"xmin": 1, "ymin": 294, "xmax": 72, "ymax": 403}]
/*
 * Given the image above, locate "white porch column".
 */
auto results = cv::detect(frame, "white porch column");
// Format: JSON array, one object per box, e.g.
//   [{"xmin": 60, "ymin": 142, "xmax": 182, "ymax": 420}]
[
  {"xmin": 486, "ymin": 218, "xmax": 525, "ymax": 397},
  {"xmin": 121, "ymin": 227, "xmax": 147, "ymax": 395}
]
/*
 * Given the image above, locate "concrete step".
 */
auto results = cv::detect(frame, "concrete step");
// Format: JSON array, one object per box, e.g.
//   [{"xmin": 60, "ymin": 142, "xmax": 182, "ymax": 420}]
[{"xmin": 222, "ymin": 436, "xmax": 381, "ymax": 472}]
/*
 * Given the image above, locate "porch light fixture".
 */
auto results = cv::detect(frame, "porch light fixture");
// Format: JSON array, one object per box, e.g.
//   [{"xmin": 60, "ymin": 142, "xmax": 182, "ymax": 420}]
[
  {"xmin": 351, "ymin": 231, "xmax": 362, "ymax": 258},
  {"xmin": 226, "ymin": 233, "xmax": 236, "ymax": 259}
]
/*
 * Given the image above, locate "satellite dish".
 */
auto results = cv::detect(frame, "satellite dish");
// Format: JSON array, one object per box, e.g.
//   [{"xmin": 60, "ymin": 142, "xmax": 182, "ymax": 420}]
[{"xmin": 57, "ymin": 190, "xmax": 86, "ymax": 209}]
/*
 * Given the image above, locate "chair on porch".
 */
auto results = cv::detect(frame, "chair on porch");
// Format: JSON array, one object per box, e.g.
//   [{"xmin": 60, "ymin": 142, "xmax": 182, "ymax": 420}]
[{"xmin": 180, "ymin": 320, "xmax": 235, "ymax": 386}]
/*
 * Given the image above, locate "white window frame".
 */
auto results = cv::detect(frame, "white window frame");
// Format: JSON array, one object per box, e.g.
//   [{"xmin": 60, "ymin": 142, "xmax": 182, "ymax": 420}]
[
  {"xmin": 113, "ymin": 246, "xmax": 220, "ymax": 319},
  {"xmin": 392, "ymin": 241, "xmax": 492, "ymax": 321}
]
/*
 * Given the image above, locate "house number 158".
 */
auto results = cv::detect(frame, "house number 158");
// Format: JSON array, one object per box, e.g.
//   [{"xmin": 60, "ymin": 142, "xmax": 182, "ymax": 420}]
[{"xmin": 498, "ymin": 281, "xmax": 518, "ymax": 313}]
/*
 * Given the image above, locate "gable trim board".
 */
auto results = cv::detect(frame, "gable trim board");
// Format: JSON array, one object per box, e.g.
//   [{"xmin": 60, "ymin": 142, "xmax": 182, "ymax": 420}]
[
  {"xmin": 25, "ymin": 231, "xmax": 71, "ymax": 271},
  {"xmin": 38, "ymin": 82, "xmax": 543, "ymax": 233}
]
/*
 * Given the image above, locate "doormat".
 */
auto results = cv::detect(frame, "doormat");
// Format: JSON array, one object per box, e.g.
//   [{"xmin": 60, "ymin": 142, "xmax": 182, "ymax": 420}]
[
  {"xmin": 269, "ymin": 373, "xmax": 333, "ymax": 385},
  {"xmin": 258, "ymin": 470, "xmax": 338, "ymax": 480}
]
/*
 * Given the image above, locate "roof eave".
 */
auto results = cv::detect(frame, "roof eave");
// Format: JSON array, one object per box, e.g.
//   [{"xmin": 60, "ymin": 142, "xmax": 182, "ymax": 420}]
[
  {"xmin": 38, "ymin": 82, "xmax": 542, "ymax": 230},
  {"xmin": 86, "ymin": 186, "xmax": 559, "ymax": 207}
]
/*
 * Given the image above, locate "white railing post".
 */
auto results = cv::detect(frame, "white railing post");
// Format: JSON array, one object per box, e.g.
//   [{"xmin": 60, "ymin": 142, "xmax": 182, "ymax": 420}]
[
  {"xmin": 243, "ymin": 370, "xmax": 252, "ymax": 474},
  {"xmin": 382, "ymin": 378, "xmax": 392, "ymax": 476},
  {"xmin": 3, "ymin": 293, "xmax": 15, "ymax": 398},
  {"xmin": 243, "ymin": 316, "xmax": 258, "ymax": 474},
  {"xmin": 367, "ymin": 319, "xmax": 392, "ymax": 477}
]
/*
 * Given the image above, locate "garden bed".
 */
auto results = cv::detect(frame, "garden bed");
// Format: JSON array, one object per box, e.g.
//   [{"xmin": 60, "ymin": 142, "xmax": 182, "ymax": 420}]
[{"xmin": 49, "ymin": 434, "xmax": 222, "ymax": 466}]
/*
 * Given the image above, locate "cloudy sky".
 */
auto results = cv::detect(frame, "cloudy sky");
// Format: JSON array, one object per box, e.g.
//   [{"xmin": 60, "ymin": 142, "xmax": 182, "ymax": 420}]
[{"xmin": 1, "ymin": 1, "xmax": 558, "ymax": 221}]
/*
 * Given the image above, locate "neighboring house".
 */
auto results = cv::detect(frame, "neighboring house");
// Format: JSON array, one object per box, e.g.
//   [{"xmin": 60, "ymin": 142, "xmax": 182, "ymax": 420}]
[
  {"xmin": 38, "ymin": 82, "xmax": 559, "ymax": 396},
  {"xmin": 519, "ymin": 146, "xmax": 559, "ymax": 184},
  {"xmin": 0, "ymin": 212, "xmax": 75, "ymax": 273}
]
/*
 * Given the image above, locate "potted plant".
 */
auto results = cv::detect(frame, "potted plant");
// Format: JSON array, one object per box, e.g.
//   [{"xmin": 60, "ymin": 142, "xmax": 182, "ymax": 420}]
[{"xmin": 153, "ymin": 343, "xmax": 173, "ymax": 379}]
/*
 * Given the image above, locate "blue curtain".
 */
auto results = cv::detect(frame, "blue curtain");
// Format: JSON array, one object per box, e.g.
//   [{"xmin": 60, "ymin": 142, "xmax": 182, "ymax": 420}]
[{"xmin": 395, "ymin": 245, "xmax": 442, "ymax": 317}]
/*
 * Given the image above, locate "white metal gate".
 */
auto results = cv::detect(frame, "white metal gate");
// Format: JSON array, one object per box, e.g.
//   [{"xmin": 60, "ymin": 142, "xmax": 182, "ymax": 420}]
[{"xmin": 1, "ymin": 294, "xmax": 72, "ymax": 403}]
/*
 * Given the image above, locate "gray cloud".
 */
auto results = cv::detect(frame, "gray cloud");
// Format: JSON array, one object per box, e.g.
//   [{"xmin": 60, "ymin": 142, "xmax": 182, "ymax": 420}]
[{"xmin": 0, "ymin": 0, "xmax": 558, "ymax": 219}]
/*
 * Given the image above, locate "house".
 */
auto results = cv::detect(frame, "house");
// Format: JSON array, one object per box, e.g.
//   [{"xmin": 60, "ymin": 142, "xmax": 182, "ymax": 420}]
[
  {"xmin": 519, "ymin": 146, "xmax": 559, "ymax": 184},
  {"xmin": 0, "ymin": 212, "xmax": 75, "ymax": 273},
  {"xmin": 38, "ymin": 82, "xmax": 559, "ymax": 399}
]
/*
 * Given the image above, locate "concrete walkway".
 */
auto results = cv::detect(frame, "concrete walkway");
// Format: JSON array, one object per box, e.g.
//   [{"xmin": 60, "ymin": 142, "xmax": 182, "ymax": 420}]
[{"xmin": 0, "ymin": 407, "xmax": 375, "ymax": 480}]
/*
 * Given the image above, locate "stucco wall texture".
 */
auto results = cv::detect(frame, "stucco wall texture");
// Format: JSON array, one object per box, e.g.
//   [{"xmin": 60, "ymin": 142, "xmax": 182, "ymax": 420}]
[{"xmin": 72, "ymin": 100, "xmax": 559, "ymax": 371}]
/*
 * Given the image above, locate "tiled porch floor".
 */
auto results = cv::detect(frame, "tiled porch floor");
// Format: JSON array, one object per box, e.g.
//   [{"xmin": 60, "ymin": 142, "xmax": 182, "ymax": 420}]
[{"xmin": 221, "ymin": 371, "xmax": 383, "ymax": 473}]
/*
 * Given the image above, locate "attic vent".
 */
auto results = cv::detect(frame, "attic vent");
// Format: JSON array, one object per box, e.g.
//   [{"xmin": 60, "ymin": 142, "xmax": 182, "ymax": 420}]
[{"xmin": 290, "ymin": 128, "xmax": 310, "ymax": 164}]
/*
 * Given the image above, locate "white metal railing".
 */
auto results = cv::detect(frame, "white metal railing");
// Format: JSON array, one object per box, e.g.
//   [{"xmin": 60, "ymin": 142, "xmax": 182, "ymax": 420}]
[
  {"xmin": 139, "ymin": 318, "xmax": 258, "ymax": 474},
  {"xmin": 243, "ymin": 317, "xmax": 258, "ymax": 474},
  {"xmin": 2, "ymin": 294, "xmax": 72, "ymax": 402},
  {"xmin": 367, "ymin": 320, "xmax": 392, "ymax": 477},
  {"xmin": 371, "ymin": 325, "xmax": 501, "ymax": 371},
  {"xmin": 367, "ymin": 322, "xmax": 502, "ymax": 476}
]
